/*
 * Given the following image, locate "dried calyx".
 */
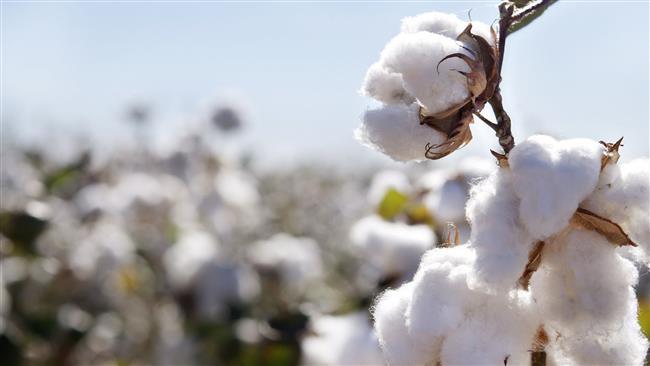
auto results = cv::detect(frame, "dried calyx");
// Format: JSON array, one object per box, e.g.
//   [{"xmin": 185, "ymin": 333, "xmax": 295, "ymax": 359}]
[{"xmin": 419, "ymin": 24, "xmax": 499, "ymax": 159}]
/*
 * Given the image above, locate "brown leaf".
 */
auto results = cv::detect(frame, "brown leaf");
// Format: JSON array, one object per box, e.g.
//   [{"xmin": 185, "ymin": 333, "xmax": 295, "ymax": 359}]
[
  {"xmin": 518, "ymin": 241, "xmax": 545, "ymax": 290},
  {"xmin": 571, "ymin": 208, "xmax": 637, "ymax": 247}
]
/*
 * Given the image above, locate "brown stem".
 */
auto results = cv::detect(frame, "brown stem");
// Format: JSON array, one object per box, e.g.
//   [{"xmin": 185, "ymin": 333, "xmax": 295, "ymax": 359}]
[{"xmin": 488, "ymin": 89, "xmax": 515, "ymax": 154}]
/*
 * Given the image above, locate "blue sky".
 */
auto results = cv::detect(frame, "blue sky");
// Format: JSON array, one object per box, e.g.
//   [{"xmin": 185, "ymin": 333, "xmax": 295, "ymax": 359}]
[{"xmin": 2, "ymin": 1, "xmax": 649, "ymax": 168}]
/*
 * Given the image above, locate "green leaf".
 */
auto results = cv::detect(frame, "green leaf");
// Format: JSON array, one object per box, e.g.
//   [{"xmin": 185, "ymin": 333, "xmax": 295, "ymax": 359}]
[
  {"xmin": 376, "ymin": 188, "xmax": 409, "ymax": 221},
  {"xmin": 508, "ymin": 0, "xmax": 557, "ymax": 35}
]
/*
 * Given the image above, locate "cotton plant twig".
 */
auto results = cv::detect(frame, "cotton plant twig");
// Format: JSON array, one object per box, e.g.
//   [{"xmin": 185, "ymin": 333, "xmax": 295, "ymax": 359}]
[{"xmin": 487, "ymin": 0, "xmax": 556, "ymax": 155}]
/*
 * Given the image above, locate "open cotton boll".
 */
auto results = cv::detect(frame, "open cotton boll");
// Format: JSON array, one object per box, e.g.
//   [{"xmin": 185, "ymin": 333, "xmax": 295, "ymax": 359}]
[
  {"xmin": 248, "ymin": 234, "xmax": 323, "ymax": 291},
  {"xmin": 350, "ymin": 215, "xmax": 435, "ymax": 280},
  {"xmin": 301, "ymin": 311, "xmax": 383, "ymax": 366},
  {"xmin": 380, "ymin": 32, "xmax": 472, "ymax": 115},
  {"xmin": 367, "ymin": 170, "xmax": 411, "ymax": 208},
  {"xmin": 355, "ymin": 103, "xmax": 446, "ymax": 162},
  {"xmin": 407, "ymin": 245, "xmax": 476, "ymax": 360},
  {"xmin": 466, "ymin": 169, "xmax": 535, "ymax": 290},
  {"xmin": 373, "ymin": 283, "xmax": 432, "ymax": 366},
  {"xmin": 509, "ymin": 135, "xmax": 604, "ymax": 240},
  {"xmin": 163, "ymin": 230, "xmax": 220, "ymax": 290},
  {"xmin": 361, "ymin": 62, "xmax": 415, "ymax": 105}
]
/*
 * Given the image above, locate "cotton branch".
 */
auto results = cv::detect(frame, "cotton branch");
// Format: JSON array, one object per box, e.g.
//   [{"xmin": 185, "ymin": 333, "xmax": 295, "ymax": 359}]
[{"xmin": 486, "ymin": 0, "xmax": 556, "ymax": 155}]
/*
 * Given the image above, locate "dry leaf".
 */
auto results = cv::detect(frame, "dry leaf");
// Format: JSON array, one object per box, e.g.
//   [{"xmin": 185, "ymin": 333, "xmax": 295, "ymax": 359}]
[
  {"xmin": 571, "ymin": 207, "xmax": 637, "ymax": 247},
  {"xmin": 518, "ymin": 240, "xmax": 545, "ymax": 290}
]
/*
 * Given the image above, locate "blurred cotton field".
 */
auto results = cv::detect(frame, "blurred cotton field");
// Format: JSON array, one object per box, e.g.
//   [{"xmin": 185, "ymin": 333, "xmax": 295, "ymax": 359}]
[{"xmin": 0, "ymin": 100, "xmax": 506, "ymax": 365}]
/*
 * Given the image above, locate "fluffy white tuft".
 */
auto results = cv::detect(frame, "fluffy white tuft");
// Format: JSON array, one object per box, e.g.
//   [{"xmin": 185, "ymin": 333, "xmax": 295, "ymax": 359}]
[
  {"xmin": 355, "ymin": 103, "xmax": 446, "ymax": 162},
  {"xmin": 509, "ymin": 135, "xmax": 604, "ymax": 240},
  {"xmin": 360, "ymin": 62, "xmax": 415, "ymax": 105},
  {"xmin": 350, "ymin": 215, "xmax": 435, "ymax": 280},
  {"xmin": 380, "ymin": 32, "xmax": 471, "ymax": 115},
  {"xmin": 466, "ymin": 169, "xmax": 536, "ymax": 291}
]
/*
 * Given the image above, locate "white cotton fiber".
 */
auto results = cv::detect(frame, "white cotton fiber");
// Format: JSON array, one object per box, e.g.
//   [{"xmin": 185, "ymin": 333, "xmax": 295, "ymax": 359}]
[
  {"xmin": 529, "ymin": 228, "xmax": 647, "ymax": 364},
  {"xmin": 361, "ymin": 62, "xmax": 415, "ymax": 105},
  {"xmin": 248, "ymin": 233, "xmax": 323, "ymax": 292},
  {"xmin": 424, "ymin": 176, "xmax": 467, "ymax": 222},
  {"xmin": 400, "ymin": 11, "xmax": 468, "ymax": 38},
  {"xmin": 401, "ymin": 11, "xmax": 495, "ymax": 46},
  {"xmin": 582, "ymin": 159, "xmax": 650, "ymax": 264},
  {"xmin": 355, "ymin": 103, "xmax": 446, "ymax": 162},
  {"xmin": 531, "ymin": 229, "xmax": 637, "ymax": 327},
  {"xmin": 439, "ymin": 291, "xmax": 539, "ymax": 366},
  {"xmin": 407, "ymin": 245, "xmax": 476, "ymax": 359},
  {"xmin": 302, "ymin": 311, "xmax": 383, "ymax": 366},
  {"xmin": 367, "ymin": 170, "xmax": 411, "ymax": 208},
  {"xmin": 350, "ymin": 215, "xmax": 435, "ymax": 280},
  {"xmin": 380, "ymin": 32, "xmax": 472, "ymax": 115},
  {"xmin": 373, "ymin": 283, "xmax": 430, "ymax": 366},
  {"xmin": 163, "ymin": 230, "xmax": 220, "ymax": 290},
  {"xmin": 508, "ymin": 135, "xmax": 604, "ymax": 240},
  {"xmin": 466, "ymin": 169, "xmax": 535, "ymax": 290}
]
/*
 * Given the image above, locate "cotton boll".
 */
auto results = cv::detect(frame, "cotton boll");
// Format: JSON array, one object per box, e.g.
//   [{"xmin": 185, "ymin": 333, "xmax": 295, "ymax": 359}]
[
  {"xmin": 350, "ymin": 215, "xmax": 435, "ymax": 281},
  {"xmin": 423, "ymin": 176, "xmax": 468, "ymax": 222},
  {"xmin": 248, "ymin": 234, "xmax": 323, "ymax": 293},
  {"xmin": 361, "ymin": 62, "xmax": 415, "ymax": 105},
  {"xmin": 373, "ymin": 283, "xmax": 431, "ymax": 366},
  {"xmin": 509, "ymin": 135, "xmax": 604, "ymax": 240},
  {"xmin": 215, "ymin": 169, "xmax": 260, "ymax": 210},
  {"xmin": 407, "ymin": 245, "xmax": 477, "ymax": 360},
  {"xmin": 355, "ymin": 103, "xmax": 446, "ymax": 162},
  {"xmin": 466, "ymin": 169, "xmax": 535, "ymax": 290},
  {"xmin": 301, "ymin": 311, "xmax": 383, "ymax": 366},
  {"xmin": 380, "ymin": 32, "xmax": 471, "ymax": 115},
  {"xmin": 367, "ymin": 170, "xmax": 411, "ymax": 208},
  {"xmin": 163, "ymin": 230, "xmax": 220, "ymax": 290}
]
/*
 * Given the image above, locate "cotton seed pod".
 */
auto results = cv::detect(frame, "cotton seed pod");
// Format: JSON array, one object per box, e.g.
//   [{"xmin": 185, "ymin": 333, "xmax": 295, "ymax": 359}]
[{"xmin": 420, "ymin": 24, "xmax": 500, "ymax": 159}]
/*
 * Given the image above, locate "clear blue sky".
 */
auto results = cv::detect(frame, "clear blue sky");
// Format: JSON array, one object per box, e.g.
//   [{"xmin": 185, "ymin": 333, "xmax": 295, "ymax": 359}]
[{"xmin": 2, "ymin": 1, "xmax": 649, "ymax": 167}]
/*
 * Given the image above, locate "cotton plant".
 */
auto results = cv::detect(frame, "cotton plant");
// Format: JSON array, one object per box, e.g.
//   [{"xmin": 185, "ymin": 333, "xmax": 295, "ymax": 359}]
[{"xmin": 358, "ymin": 2, "xmax": 650, "ymax": 365}]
